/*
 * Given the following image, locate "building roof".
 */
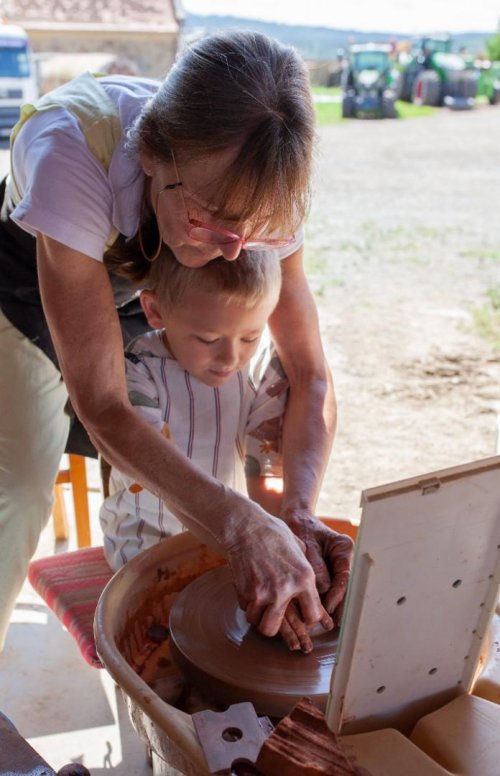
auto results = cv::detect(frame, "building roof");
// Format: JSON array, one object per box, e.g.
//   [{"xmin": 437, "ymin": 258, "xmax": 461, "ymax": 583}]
[{"xmin": 1, "ymin": 0, "xmax": 179, "ymax": 28}]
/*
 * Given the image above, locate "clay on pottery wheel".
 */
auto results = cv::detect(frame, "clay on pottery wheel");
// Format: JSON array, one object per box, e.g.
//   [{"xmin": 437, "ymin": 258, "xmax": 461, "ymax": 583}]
[{"xmin": 169, "ymin": 565, "xmax": 338, "ymax": 718}]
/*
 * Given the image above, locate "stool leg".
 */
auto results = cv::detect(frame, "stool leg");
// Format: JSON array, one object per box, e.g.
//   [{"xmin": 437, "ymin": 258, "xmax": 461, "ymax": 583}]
[
  {"xmin": 69, "ymin": 455, "xmax": 91, "ymax": 548},
  {"xmin": 100, "ymin": 455, "xmax": 111, "ymax": 499},
  {"xmin": 52, "ymin": 484, "xmax": 70, "ymax": 541}
]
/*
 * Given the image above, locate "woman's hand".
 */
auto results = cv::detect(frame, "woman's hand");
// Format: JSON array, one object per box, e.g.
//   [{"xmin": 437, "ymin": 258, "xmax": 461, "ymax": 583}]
[
  {"xmin": 225, "ymin": 503, "xmax": 352, "ymax": 648},
  {"xmin": 226, "ymin": 508, "xmax": 328, "ymax": 638},
  {"xmin": 283, "ymin": 510, "xmax": 354, "ymax": 625},
  {"xmin": 236, "ymin": 507, "xmax": 352, "ymax": 653},
  {"xmin": 244, "ymin": 479, "xmax": 349, "ymax": 650}
]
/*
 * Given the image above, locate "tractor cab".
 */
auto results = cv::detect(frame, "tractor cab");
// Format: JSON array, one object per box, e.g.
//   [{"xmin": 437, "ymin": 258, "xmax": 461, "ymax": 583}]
[{"xmin": 342, "ymin": 42, "xmax": 398, "ymax": 119}]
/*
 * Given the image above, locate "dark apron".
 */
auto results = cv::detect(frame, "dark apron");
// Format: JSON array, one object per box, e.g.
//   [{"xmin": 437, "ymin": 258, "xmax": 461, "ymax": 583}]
[{"xmin": 0, "ymin": 176, "xmax": 151, "ymax": 457}]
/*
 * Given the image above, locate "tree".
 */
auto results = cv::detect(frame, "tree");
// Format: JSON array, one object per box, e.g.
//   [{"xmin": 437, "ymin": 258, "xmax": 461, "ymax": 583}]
[{"xmin": 486, "ymin": 24, "xmax": 500, "ymax": 61}]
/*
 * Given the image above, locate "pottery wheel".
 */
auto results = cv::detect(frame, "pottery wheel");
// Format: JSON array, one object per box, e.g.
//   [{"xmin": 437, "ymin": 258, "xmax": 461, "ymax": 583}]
[{"xmin": 169, "ymin": 565, "xmax": 338, "ymax": 717}]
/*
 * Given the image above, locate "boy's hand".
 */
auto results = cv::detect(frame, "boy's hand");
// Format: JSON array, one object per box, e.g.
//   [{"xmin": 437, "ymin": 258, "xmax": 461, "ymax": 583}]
[{"xmin": 279, "ymin": 599, "xmax": 333, "ymax": 653}]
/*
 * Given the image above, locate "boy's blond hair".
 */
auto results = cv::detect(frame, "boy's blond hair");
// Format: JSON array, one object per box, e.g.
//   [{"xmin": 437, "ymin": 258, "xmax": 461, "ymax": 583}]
[{"xmin": 144, "ymin": 247, "xmax": 282, "ymax": 311}]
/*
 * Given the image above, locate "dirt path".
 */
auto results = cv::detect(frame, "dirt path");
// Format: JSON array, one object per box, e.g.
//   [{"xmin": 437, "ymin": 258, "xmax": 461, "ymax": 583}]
[{"xmin": 308, "ymin": 105, "xmax": 500, "ymax": 521}]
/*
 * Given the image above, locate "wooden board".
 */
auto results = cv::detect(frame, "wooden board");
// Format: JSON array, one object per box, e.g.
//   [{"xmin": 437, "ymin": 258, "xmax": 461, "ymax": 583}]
[{"xmin": 327, "ymin": 456, "xmax": 500, "ymax": 736}]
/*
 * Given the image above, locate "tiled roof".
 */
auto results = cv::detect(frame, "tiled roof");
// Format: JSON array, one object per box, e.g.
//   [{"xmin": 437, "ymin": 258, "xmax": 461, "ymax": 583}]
[{"xmin": 1, "ymin": 0, "xmax": 178, "ymax": 26}]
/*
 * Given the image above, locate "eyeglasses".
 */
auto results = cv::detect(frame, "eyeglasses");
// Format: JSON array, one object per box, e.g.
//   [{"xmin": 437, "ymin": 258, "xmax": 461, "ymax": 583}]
[{"xmin": 155, "ymin": 150, "xmax": 295, "ymax": 251}]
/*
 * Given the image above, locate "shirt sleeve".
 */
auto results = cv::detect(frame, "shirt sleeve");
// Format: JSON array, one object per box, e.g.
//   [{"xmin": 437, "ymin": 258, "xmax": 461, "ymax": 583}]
[
  {"xmin": 124, "ymin": 352, "xmax": 166, "ymax": 434},
  {"xmin": 107, "ymin": 352, "xmax": 167, "ymax": 496},
  {"xmin": 10, "ymin": 108, "xmax": 114, "ymax": 260},
  {"xmin": 244, "ymin": 344, "xmax": 289, "ymax": 478}
]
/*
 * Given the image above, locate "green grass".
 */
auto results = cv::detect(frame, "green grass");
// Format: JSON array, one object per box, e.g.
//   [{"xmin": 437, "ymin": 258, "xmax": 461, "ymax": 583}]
[
  {"xmin": 460, "ymin": 247, "xmax": 500, "ymax": 261},
  {"xmin": 315, "ymin": 101, "xmax": 342, "ymax": 124},
  {"xmin": 395, "ymin": 101, "xmax": 434, "ymax": 119},
  {"xmin": 312, "ymin": 86, "xmax": 434, "ymax": 124},
  {"xmin": 472, "ymin": 286, "xmax": 500, "ymax": 350},
  {"xmin": 312, "ymin": 86, "xmax": 341, "ymax": 96}
]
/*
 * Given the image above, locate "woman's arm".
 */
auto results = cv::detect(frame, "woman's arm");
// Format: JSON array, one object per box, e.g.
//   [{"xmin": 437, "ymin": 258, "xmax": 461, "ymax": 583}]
[
  {"xmin": 269, "ymin": 247, "xmax": 336, "ymax": 513},
  {"xmin": 268, "ymin": 247, "xmax": 353, "ymax": 620},
  {"xmin": 37, "ymin": 234, "xmax": 326, "ymax": 634}
]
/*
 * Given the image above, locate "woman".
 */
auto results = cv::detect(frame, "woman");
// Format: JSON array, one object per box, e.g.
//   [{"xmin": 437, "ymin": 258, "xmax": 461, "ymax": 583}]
[{"xmin": 0, "ymin": 30, "xmax": 352, "ymax": 651}]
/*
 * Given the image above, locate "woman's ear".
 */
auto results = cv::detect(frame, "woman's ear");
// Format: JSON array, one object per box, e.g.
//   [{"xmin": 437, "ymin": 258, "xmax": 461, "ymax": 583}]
[
  {"xmin": 140, "ymin": 290, "xmax": 165, "ymax": 329},
  {"xmin": 139, "ymin": 150, "xmax": 155, "ymax": 177}
]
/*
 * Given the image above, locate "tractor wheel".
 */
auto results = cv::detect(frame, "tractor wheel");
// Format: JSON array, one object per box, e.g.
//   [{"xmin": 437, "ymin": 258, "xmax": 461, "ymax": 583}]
[
  {"xmin": 395, "ymin": 74, "xmax": 407, "ymax": 101},
  {"xmin": 412, "ymin": 71, "xmax": 440, "ymax": 106},
  {"xmin": 489, "ymin": 86, "xmax": 500, "ymax": 105},
  {"xmin": 342, "ymin": 94, "xmax": 356, "ymax": 119},
  {"xmin": 382, "ymin": 94, "xmax": 397, "ymax": 118}
]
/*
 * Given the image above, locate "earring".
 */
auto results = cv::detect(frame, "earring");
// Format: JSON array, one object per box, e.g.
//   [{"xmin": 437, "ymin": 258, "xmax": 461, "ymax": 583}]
[
  {"xmin": 138, "ymin": 220, "xmax": 162, "ymax": 262},
  {"xmin": 138, "ymin": 189, "xmax": 162, "ymax": 262}
]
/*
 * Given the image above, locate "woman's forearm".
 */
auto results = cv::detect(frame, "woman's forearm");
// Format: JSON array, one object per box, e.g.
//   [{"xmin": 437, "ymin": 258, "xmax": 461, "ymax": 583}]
[
  {"xmin": 86, "ymin": 399, "xmax": 257, "ymax": 551},
  {"xmin": 268, "ymin": 248, "xmax": 337, "ymax": 523}
]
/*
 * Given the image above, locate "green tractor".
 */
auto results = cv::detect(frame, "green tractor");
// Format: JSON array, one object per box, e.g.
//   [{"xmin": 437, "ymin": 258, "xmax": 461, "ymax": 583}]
[
  {"xmin": 397, "ymin": 34, "xmax": 478, "ymax": 108},
  {"xmin": 341, "ymin": 43, "xmax": 398, "ymax": 119}
]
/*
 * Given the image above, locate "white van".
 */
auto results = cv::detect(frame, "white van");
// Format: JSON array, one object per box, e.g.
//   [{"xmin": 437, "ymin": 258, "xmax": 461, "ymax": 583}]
[{"xmin": 0, "ymin": 24, "xmax": 38, "ymax": 138}]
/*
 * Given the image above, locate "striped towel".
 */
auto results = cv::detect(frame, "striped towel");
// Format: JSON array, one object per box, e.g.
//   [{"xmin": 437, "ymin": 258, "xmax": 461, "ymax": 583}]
[{"xmin": 28, "ymin": 547, "xmax": 114, "ymax": 667}]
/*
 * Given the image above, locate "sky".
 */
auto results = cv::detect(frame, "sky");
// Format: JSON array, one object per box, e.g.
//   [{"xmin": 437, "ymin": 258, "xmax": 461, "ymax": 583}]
[{"xmin": 182, "ymin": 0, "xmax": 500, "ymax": 34}]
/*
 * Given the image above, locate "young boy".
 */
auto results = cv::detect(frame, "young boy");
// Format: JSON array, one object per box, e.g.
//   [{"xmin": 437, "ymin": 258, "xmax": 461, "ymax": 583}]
[{"xmin": 99, "ymin": 248, "xmax": 288, "ymax": 571}]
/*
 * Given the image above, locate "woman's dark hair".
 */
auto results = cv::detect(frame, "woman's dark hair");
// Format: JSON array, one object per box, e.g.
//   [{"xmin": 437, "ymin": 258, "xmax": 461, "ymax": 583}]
[{"xmin": 105, "ymin": 30, "xmax": 315, "ymax": 281}]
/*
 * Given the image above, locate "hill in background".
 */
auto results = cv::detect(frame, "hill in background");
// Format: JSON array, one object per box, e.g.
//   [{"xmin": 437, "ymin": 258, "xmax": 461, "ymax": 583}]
[{"xmin": 183, "ymin": 13, "xmax": 493, "ymax": 59}]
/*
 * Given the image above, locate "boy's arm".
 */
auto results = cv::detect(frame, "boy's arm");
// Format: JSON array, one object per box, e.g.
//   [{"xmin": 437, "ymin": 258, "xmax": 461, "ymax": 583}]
[
  {"xmin": 243, "ymin": 339, "xmax": 288, "ymax": 504},
  {"xmin": 246, "ymin": 476, "xmax": 283, "ymax": 516}
]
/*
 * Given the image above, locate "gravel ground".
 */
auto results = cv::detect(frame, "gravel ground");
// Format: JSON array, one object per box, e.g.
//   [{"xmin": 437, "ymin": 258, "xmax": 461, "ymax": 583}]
[{"xmin": 308, "ymin": 104, "xmax": 500, "ymax": 522}]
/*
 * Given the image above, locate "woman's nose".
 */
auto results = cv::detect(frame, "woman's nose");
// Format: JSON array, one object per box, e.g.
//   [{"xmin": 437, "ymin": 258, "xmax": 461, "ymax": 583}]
[{"xmin": 218, "ymin": 240, "xmax": 242, "ymax": 262}]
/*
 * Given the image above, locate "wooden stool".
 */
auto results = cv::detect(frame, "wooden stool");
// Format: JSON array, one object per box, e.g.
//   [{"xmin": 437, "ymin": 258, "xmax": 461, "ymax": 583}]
[
  {"xmin": 52, "ymin": 454, "xmax": 91, "ymax": 548},
  {"xmin": 28, "ymin": 546, "xmax": 114, "ymax": 667}
]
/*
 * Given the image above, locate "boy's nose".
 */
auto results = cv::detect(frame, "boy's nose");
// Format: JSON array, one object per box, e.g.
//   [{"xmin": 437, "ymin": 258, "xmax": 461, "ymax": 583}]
[{"xmin": 216, "ymin": 341, "xmax": 237, "ymax": 366}]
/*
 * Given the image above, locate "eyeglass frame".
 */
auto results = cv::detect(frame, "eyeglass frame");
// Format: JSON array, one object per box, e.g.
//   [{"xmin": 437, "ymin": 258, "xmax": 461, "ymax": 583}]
[{"xmin": 154, "ymin": 150, "xmax": 296, "ymax": 251}]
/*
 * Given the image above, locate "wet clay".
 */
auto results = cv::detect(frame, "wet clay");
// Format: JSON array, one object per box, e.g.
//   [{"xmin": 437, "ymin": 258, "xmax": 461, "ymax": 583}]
[{"xmin": 169, "ymin": 566, "xmax": 338, "ymax": 718}]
